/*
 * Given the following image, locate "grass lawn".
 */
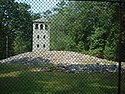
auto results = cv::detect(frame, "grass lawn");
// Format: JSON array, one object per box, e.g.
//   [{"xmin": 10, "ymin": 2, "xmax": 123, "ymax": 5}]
[{"xmin": 0, "ymin": 63, "xmax": 125, "ymax": 94}]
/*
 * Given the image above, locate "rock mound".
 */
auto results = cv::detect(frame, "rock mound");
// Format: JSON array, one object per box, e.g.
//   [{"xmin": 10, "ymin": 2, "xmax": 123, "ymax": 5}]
[{"xmin": 0, "ymin": 51, "xmax": 114, "ymax": 65}]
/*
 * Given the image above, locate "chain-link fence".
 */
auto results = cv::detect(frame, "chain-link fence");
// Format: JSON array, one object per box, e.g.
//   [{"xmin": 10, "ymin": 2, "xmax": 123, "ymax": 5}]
[{"xmin": 0, "ymin": 0, "xmax": 125, "ymax": 94}]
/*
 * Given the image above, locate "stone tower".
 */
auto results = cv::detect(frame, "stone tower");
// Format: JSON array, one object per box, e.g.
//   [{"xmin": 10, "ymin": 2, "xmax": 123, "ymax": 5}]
[{"xmin": 32, "ymin": 18, "xmax": 50, "ymax": 51}]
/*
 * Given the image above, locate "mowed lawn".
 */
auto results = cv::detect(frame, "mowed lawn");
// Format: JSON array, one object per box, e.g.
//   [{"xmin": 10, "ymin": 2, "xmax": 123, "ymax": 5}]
[{"xmin": 0, "ymin": 64, "xmax": 125, "ymax": 94}]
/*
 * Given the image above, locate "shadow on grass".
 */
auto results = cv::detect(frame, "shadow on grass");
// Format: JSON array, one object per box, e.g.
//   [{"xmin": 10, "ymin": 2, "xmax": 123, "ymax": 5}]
[
  {"xmin": 54, "ymin": 73, "xmax": 119, "ymax": 94},
  {"xmin": 121, "ymin": 73, "xmax": 125, "ymax": 94},
  {"xmin": 0, "ymin": 72, "xmax": 44, "ymax": 94},
  {"xmin": 0, "ymin": 72, "xmax": 124, "ymax": 94}
]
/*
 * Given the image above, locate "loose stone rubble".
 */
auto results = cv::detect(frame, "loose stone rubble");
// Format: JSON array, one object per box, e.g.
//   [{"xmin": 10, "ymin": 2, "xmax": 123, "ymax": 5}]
[
  {"xmin": 31, "ymin": 63, "xmax": 125, "ymax": 73},
  {"xmin": 0, "ymin": 51, "xmax": 124, "ymax": 73}
]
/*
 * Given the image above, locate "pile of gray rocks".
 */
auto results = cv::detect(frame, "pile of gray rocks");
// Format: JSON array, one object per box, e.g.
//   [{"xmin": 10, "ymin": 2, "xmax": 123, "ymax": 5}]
[
  {"xmin": 36, "ymin": 63, "xmax": 125, "ymax": 73},
  {"xmin": 0, "ymin": 51, "xmax": 124, "ymax": 73},
  {"xmin": 1, "ymin": 57, "xmax": 50, "ymax": 64},
  {"xmin": 0, "ymin": 51, "xmax": 114, "ymax": 64},
  {"xmin": 57, "ymin": 64, "xmax": 120, "ymax": 73}
]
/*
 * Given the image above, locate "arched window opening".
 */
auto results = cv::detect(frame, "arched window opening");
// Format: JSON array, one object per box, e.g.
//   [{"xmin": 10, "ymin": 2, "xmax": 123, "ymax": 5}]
[
  {"xmin": 37, "ymin": 35, "xmax": 39, "ymax": 39},
  {"xmin": 43, "ymin": 44, "xmax": 45, "ymax": 48},
  {"xmin": 43, "ymin": 35, "xmax": 46, "ymax": 39},
  {"xmin": 37, "ymin": 44, "xmax": 39, "ymax": 48},
  {"xmin": 35, "ymin": 24, "xmax": 38, "ymax": 29},
  {"xmin": 45, "ymin": 24, "xmax": 48, "ymax": 30},
  {"xmin": 40, "ymin": 24, "xmax": 43, "ymax": 30}
]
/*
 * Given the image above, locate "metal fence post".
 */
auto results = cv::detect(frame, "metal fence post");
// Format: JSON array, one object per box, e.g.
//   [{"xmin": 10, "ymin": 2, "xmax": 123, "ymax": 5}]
[{"xmin": 118, "ymin": 0, "xmax": 122, "ymax": 94}]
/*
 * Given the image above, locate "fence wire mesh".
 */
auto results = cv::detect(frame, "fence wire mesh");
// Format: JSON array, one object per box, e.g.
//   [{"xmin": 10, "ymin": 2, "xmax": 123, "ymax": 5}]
[{"xmin": 0, "ymin": 0, "xmax": 125, "ymax": 94}]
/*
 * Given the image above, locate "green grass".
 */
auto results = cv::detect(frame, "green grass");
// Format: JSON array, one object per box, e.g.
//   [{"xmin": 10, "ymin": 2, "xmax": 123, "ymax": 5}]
[
  {"xmin": 0, "ymin": 63, "xmax": 55, "ymax": 73},
  {"xmin": 0, "ymin": 63, "xmax": 125, "ymax": 94}
]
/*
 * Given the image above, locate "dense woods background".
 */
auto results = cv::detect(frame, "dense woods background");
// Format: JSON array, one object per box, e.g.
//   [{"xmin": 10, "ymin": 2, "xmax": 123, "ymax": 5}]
[{"xmin": 0, "ymin": 0, "xmax": 124, "ymax": 61}]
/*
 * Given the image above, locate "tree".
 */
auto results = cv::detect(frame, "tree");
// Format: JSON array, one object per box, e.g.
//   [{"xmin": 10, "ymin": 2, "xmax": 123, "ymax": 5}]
[
  {"xmin": 49, "ymin": 1, "xmax": 120, "ymax": 60},
  {"xmin": 0, "ymin": 0, "xmax": 17, "ymax": 59},
  {"xmin": 12, "ymin": 35, "xmax": 27, "ymax": 54},
  {"xmin": 0, "ymin": 0, "xmax": 33, "ymax": 59}
]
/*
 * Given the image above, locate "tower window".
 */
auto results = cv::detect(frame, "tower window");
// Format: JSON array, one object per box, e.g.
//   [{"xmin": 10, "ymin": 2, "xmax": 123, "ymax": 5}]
[
  {"xmin": 43, "ymin": 44, "xmax": 45, "ymax": 48},
  {"xmin": 45, "ymin": 24, "xmax": 48, "ymax": 30},
  {"xmin": 37, "ymin": 44, "xmax": 39, "ymax": 48},
  {"xmin": 43, "ymin": 35, "xmax": 46, "ymax": 39},
  {"xmin": 40, "ymin": 24, "xmax": 43, "ymax": 30},
  {"xmin": 37, "ymin": 35, "xmax": 39, "ymax": 39},
  {"xmin": 35, "ymin": 24, "xmax": 39, "ymax": 29}
]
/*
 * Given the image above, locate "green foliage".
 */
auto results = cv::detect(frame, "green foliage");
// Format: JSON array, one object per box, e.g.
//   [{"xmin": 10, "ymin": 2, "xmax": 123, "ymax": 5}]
[
  {"xmin": 48, "ymin": 1, "xmax": 120, "ymax": 60},
  {"xmin": 50, "ymin": 30, "xmax": 75, "ymax": 51},
  {"xmin": 104, "ymin": 37, "xmax": 117, "ymax": 60},
  {"xmin": 0, "ymin": 0, "xmax": 33, "ymax": 58},
  {"xmin": 88, "ymin": 27, "xmax": 107, "ymax": 58},
  {"xmin": 76, "ymin": 41, "xmax": 85, "ymax": 52},
  {"xmin": 12, "ymin": 35, "xmax": 27, "ymax": 54}
]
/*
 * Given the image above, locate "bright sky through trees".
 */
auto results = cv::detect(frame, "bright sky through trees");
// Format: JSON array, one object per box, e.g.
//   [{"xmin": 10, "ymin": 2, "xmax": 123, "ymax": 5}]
[{"xmin": 15, "ymin": 0, "xmax": 60, "ymax": 14}]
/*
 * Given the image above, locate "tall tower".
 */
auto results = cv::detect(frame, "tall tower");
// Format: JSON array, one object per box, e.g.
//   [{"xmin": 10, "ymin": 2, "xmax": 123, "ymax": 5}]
[{"xmin": 32, "ymin": 18, "xmax": 50, "ymax": 51}]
